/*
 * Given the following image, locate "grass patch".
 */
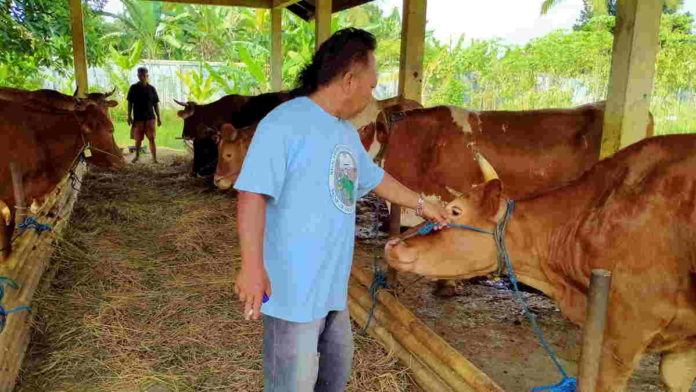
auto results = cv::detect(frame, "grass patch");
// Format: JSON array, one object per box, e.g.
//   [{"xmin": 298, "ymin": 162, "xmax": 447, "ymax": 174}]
[{"xmin": 113, "ymin": 110, "xmax": 187, "ymax": 151}]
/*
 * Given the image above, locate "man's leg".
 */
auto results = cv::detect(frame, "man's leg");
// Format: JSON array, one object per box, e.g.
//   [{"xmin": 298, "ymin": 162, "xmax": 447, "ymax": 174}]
[
  {"xmin": 132, "ymin": 123, "xmax": 143, "ymax": 163},
  {"xmin": 146, "ymin": 120, "xmax": 157, "ymax": 163},
  {"xmin": 264, "ymin": 314, "xmax": 324, "ymax": 392},
  {"xmin": 315, "ymin": 309, "xmax": 354, "ymax": 392}
]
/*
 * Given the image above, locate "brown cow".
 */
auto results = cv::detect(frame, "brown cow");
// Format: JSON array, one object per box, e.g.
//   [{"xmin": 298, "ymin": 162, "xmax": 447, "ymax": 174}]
[
  {"xmin": 386, "ymin": 134, "xmax": 696, "ymax": 392},
  {"xmin": 0, "ymin": 87, "xmax": 118, "ymax": 113},
  {"xmin": 0, "ymin": 100, "xmax": 125, "ymax": 260},
  {"xmin": 383, "ymin": 102, "xmax": 654, "ymax": 296},
  {"xmin": 176, "ymin": 91, "xmax": 296, "ymax": 177}
]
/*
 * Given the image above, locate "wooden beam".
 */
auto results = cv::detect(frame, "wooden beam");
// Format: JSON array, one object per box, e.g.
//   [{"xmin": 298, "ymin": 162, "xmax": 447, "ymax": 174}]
[
  {"xmin": 600, "ymin": 0, "xmax": 662, "ymax": 159},
  {"xmin": 141, "ymin": 0, "xmax": 273, "ymax": 8},
  {"xmin": 69, "ymin": 0, "xmax": 89, "ymax": 98},
  {"xmin": 398, "ymin": 0, "xmax": 426, "ymax": 102},
  {"xmin": 272, "ymin": 0, "xmax": 301, "ymax": 8},
  {"xmin": 270, "ymin": 7, "xmax": 283, "ymax": 91},
  {"xmin": 315, "ymin": 0, "xmax": 332, "ymax": 51}
]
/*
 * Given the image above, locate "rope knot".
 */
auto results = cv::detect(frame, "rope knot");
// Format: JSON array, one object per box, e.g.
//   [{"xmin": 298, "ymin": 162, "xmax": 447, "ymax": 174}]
[{"xmin": 17, "ymin": 217, "xmax": 53, "ymax": 234}]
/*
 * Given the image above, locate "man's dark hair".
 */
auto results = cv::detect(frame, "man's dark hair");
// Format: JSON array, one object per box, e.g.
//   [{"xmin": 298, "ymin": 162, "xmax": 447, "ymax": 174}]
[
  {"xmin": 294, "ymin": 28, "xmax": 376, "ymax": 96},
  {"xmin": 137, "ymin": 67, "xmax": 148, "ymax": 74}
]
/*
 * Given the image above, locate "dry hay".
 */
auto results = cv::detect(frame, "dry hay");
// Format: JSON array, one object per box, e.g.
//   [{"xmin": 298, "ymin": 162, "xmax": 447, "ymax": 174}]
[{"xmin": 16, "ymin": 150, "xmax": 422, "ymax": 392}]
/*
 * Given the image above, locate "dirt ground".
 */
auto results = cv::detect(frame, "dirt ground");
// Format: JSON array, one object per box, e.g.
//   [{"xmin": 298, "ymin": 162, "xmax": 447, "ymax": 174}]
[{"xmin": 15, "ymin": 149, "xmax": 422, "ymax": 392}]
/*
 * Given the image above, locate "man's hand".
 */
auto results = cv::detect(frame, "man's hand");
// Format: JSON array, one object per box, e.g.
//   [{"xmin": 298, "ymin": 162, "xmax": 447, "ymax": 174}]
[
  {"xmin": 127, "ymin": 117, "xmax": 133, "ymax": 126},
  {"xmin": 234, "ymin": 265, "xmax": 272, "ymax": 321},
  {"xmin": 157, "ymin": 117, "xmax": 162, "ymax": 127},
  {"xmin": 421, "ymin": 200, "xmax": 450, "ymax": 226}
]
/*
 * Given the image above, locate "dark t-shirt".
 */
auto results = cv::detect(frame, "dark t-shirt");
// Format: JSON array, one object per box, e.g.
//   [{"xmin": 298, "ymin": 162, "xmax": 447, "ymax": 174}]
[{"xmin": 127, "ymin": 83, "xmax": 159, "ymax": 121}]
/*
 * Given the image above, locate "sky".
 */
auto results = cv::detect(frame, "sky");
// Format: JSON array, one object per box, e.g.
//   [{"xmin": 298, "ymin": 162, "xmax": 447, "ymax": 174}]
[{"xmin": 104, "ymin": 0, "xmax": 696, "ymax": 46}]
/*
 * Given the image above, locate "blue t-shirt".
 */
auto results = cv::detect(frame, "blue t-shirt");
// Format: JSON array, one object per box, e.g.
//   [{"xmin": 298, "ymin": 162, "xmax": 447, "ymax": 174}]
[{"xmin": 234, "ymin": 96, "xmax": 385, "ymax": 322}]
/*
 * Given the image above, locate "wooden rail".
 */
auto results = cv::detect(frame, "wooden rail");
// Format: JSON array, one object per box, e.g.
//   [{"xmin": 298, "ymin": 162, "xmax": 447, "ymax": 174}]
[
  {"xmin": 0, "ymin": 161, "xmax": 86, "ymax": 390},
  {"xmin": 348, "ymin": 266, "xmax": 505, "ymax": 392}
]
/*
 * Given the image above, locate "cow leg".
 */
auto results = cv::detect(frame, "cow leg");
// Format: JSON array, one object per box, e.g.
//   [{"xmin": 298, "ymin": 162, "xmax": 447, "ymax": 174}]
[{"xmin": 660, "ymin": 349, "xmax": 696, "ymax": 392}]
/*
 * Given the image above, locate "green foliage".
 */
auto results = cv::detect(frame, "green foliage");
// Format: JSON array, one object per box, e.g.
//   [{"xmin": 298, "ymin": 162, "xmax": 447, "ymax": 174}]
[{"xmin": 177, "ymin": 66, "xmax": 219, "ymax": 102}]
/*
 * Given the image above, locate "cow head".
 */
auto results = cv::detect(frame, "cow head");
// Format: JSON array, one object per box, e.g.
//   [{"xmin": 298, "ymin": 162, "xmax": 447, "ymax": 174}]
[
  {"xmin": 386, "ymin": 153, "xmax": 505, "ymax": 278},
  {"xmin": 213, "ymin": 123, "xmax": 256, "ymax": 190},
  {"xmin": 75, "ymin": 103, "xmax": 125, "ymax": 169},
  {"xmin": 85, "ymin": 88, "xmax": 119, "ymax": 110},
  {"xmin": 386, "ymin": 179, "xmax": 506, "ymax": 279},
  {"xmin": 175, "ymin": 99, "xmax": 197, "ymax": 120}
]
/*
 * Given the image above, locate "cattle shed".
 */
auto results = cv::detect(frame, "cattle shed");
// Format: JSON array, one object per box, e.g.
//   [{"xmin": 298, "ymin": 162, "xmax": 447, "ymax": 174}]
[{"xmin": 0, "ymin": 0, "xmax": 670, "ymax": 391}]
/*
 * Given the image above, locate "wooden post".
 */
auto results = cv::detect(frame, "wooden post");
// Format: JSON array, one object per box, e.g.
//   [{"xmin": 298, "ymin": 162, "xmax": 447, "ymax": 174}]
[
  {"xmin": 578, "ymin": 269, "xmax": 612, "ymax": 392},
  {"xmin": 9, "ymin": 163, "xmax": 27, "ymax": 225},
  {"xmin": 315, "ymin": 0, "xmax": 332, "ymax": 51},
  {"xmin": 599, "ymin": 0, "xmax": 662, "ymax": 159},
  {"xmin": 387, "ymin": 203, "xmax": 401, "ymax": 284},
  {"xmin": 270, "ymin": 7, "xmax": 283, "ymax": 91},
  {"xmin": 398, "ymin": 0, "xmax": 427, "ymax": 102},
  {"xmin": 69, "ymin": 0, "xmax": 89, "ymax": 98}
]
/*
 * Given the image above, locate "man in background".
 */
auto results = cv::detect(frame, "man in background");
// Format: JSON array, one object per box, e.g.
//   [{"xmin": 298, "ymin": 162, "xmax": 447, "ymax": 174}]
[{"xmin": 127, "ymin": 67, "xmax": 162, "ymax": 163}]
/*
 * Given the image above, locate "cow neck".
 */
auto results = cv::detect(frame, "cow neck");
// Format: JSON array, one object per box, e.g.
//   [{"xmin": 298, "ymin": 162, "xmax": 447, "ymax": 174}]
[{"xmin": 496, "ymin": 197, "xmax": 568, "ymax": 301}]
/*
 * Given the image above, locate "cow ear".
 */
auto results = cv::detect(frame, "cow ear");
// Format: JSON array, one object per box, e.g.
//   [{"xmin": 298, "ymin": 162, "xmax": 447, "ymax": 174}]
[
  {"xmin": 480, "ymin": 179, "xmax": 503, "ymax": 219},
  {"xmin": 221, "ymin": 123, "xmax": 238, "ymax": 142},
  {"xmin": 177, "ymin": 109, "xmax": 192, "ymax": 119},
  {"xmin": 104, "ymin": 100, "xmax": 118, "ymax": 108}
]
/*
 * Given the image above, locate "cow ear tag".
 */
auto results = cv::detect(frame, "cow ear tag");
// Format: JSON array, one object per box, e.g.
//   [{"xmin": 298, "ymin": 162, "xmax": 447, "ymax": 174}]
[{"xmin": 84, "ymin": 144, "xmax": 92, "ymax": 158}]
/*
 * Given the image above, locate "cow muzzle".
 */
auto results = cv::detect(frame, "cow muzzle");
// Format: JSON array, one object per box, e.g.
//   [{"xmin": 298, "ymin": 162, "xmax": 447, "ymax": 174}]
[
  {"xmin": 214, "ymin": 175, "xmax": 234, "ymax": 190},
  {"xmin": 385, "ymin": 239, "xmax": 418, "ymax": 271}
]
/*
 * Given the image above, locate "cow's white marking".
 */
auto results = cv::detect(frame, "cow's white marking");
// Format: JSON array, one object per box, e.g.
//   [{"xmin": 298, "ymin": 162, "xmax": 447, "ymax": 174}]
[
  {"xmin": 446, "ymin": 106, "xmax": 473, "ymax": 133},
  {"xmin": 349, "ymin": 98, "xmax": 380, "ymax": 129}
]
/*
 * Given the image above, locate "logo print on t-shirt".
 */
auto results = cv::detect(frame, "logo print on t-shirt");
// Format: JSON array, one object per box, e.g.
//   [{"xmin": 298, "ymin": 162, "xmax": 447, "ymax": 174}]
[{"xmin": 329, "ymin": 144, "xmax": 358, "ymax": 214}]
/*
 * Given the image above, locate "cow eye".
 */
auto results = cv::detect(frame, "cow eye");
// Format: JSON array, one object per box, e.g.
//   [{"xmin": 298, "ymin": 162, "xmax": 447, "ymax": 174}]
[
  {"xmin": 226, "ymin": 154, "xmax": 232, "ymax": 158},
  {"xmin": 451, "ymin": 207, "xmax": 461, "ymax": 216}
]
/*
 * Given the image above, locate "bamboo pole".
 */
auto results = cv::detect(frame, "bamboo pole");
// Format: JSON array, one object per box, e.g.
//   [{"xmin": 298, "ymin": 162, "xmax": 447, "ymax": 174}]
[
  {"xmin": 348, "ymin": 296, "xmax": 455, "ymax": 392},
  {"xmin": 0, "ymin": 161, "xmax": 86, "ymax": 391},
  {"xmin": 349, "ymin": 281, "xmax": 474, "ymax": 391},
  {"xmin": 578, "ymin": 269, "xmax": 612, "ymax": 392},
  {"xmin": 351, "ymin": 266, "xmax": 505, "ymax": 392}
]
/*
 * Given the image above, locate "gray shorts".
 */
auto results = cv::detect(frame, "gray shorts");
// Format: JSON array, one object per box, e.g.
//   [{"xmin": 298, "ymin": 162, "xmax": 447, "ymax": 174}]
[{"xmin": 263, "ymin": 308, "xmax": 354, "ymax": 392}]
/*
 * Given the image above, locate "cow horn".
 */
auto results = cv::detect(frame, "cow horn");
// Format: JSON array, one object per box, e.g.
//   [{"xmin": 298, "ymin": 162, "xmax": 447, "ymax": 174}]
[
  {"xmin": 445, "ymin": 186, "xmax": 463, "ymax": 198},
  {"xmin": 173, "ymin": 99, "xmax": 188, "ymax": 107},
  {"xmin": 475, "ymin": 153, "xmax": 499, "ymax": 182},
  {"xmin": 0, "ymin": 200, "xmax": 10, "ymax": 226},
  {"xmin": 105, "ymin": 87, "xmax": 116, "ymax": 98},
  {"xmin": 30, "ymin": 199, "xmax": 41, "ymax": 214}
]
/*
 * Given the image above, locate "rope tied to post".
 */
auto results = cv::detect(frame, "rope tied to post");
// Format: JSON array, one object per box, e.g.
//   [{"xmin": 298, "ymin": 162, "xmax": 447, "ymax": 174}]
[
  {"xmin": 359, "ymin": 253, "xmax": 389, "ymax": 335},
  {"xmin": 17, "ymin": 217, "xmax": 53, "ymax": 234},
  {"xmin": 0, "ymin": 277, "xmax": 32, "ymax": 334},
  {"xmin": 406, "ymin": 200, "xmax": 577, "ymax": 392}
]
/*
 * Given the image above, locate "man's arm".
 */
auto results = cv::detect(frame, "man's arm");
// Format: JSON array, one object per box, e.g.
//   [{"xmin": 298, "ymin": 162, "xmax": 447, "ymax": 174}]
[
  {"xmin": 127, "ymin": 102, "xmax": 133, "ymax": 125},
  {"xmin": 235, "ymin": 191, "xmax": 272, "ymax": 321},
  {"xmin": 154, "ymin": 103, "xmax": 162, "ymax": 126},
  {"xmin": 374, "ymin": 172, "xmax": 449, "ymax": 224}
]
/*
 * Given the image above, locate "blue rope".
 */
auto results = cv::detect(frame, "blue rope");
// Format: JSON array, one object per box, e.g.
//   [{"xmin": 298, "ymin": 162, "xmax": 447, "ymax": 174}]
[
  {"xmin": 411, "ymin": 201, "xmax": 576, "ymax": 392},
  {"xmin": 0, "ymin": 277, "xmax": 31, "ymax": 334},
  {"xmin": 360, "ymin": 255, "xmax": 389, "ymax": 335},
  {"xmin": 17, "ymin": 217, "xmax": 53, "ymax": 234}
]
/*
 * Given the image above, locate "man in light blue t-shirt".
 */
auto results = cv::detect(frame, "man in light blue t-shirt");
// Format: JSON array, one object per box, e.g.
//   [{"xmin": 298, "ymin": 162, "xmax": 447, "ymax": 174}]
[{"xmin": 234, "ymin": 28, "xmax": 449, "ymax": 392}]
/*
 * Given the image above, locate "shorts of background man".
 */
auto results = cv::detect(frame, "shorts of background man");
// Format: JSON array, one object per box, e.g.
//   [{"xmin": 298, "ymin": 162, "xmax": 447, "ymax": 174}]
[{"xmin": 131, "ymin": 119, "xmax": 156, "ymax": 141}]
